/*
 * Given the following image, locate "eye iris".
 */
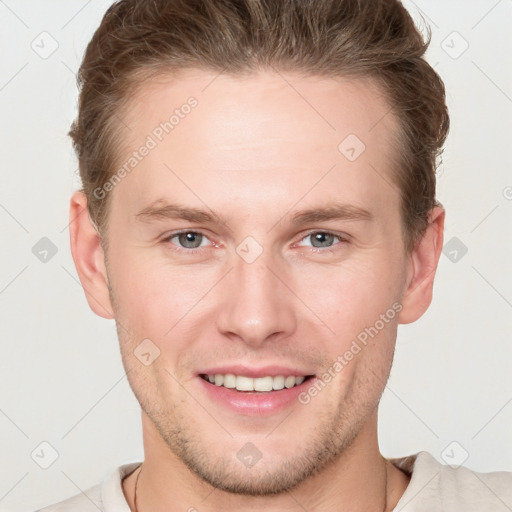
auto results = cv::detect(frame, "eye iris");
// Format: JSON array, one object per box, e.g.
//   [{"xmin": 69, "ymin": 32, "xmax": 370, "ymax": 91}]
[
  {"xmin": 311, "ymin": 232, "xmax": 334, "ymax": 248},
  {"xmin": 175, "ymin": 233, "xmax": 336, "ymax": 249},
  {"xmin": 178, "ymin": 232, "xmax": 202, "ymax": 249}
]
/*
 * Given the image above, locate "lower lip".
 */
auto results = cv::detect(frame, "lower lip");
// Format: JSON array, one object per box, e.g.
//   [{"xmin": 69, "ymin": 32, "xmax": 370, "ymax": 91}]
[{"xmin": 198, "ymin": 376, "xmax": 315, "ymax": 417}]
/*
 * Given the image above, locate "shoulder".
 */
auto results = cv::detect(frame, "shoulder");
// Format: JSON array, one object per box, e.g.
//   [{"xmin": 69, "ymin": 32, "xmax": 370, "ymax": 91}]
[
  {"xmin": 34, "ymin": 462, "xmax": 141, "ymax": 512},
  {"xmin": 390, "ymin": 451, "xmax": 512, "ymax": 512}
]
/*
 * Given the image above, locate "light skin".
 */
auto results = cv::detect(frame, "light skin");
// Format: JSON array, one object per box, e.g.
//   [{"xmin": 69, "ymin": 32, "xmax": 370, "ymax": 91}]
[{"xmin": 69, "ymin": 69, "xmax": 444, "ymax": 511}]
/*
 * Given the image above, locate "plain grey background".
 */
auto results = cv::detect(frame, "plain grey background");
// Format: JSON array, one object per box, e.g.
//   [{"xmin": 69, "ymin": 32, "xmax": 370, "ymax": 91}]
[{"xmin": 1, "ymin": 1, "xmax": 511, "ymax": 510}]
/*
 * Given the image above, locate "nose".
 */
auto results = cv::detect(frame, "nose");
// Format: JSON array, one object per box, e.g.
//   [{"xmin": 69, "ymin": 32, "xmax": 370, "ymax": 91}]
[{"xmin": 215, "ymin": 248, "xmax": 297, "ymax": 348}]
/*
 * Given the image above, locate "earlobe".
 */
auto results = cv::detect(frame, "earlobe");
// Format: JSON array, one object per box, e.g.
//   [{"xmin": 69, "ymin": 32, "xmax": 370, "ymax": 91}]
[
  {"xmin": 398, "ymin": 206, "xmax": 445, "ymax": 325},
  {"xmin": 68, "ymin": 191, "xmax": 114, "ymax": 319}
]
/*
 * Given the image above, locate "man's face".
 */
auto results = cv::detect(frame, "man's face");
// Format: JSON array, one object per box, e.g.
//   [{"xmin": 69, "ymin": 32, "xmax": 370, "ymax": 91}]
[{"xmin": 103, "ymin": 69, "xmax": 410, "ymax": 494}]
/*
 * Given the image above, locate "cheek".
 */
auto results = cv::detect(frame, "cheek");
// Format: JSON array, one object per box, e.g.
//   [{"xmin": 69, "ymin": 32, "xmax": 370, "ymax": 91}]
[
  {"xmin": 294, "ymin": 254, "xmax": 403, "ymax": 339},
  {"xmin": 108, "ymin": 248, "xmax": 217, "ymax": 337}
]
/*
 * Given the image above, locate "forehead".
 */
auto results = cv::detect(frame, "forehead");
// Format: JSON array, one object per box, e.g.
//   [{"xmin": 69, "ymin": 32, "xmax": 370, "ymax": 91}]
[
  {"xmin": 111, "ymin": 69, "xmax": 401, "ymax": 220},
  {"xmin": 121, "ymin": 68, "xmax": 397, "ymax": 158}
]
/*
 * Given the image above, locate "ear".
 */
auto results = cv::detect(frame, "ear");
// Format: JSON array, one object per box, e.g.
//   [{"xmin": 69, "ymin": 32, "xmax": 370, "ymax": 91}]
[
  {"xmin": 69, "ymin": 191, "xmax": 114, "ymax": 319},
  {"xmin": 398, "ymin": 206, "xmax": 445, "ymax": 324}
]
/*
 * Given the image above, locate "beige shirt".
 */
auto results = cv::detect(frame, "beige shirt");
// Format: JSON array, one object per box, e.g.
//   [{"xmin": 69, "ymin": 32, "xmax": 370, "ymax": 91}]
[{"xmin": 36, "ymin": 451, "xmax": 512, "ymax": 511}]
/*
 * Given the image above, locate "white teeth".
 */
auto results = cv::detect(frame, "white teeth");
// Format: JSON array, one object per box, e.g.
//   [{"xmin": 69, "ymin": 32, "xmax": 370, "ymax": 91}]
[
  {"xmin": 204, "ymin": 374, "xmax": 308, "ymax": 392},
  {"xmin": 223, "ymin": 374, "xmax": 236, "ymax": 388},
  {"xmin": 272, "ymin": 375, "xmax": 285, "ymax": 390},
  {"xmin": 284, "ymin": 376, "xmax": 296, "ymax": 389},
  {"xmin": 235, "ymin": 375, "xmax": 254, "ymax": 391},
  {"xmin": 254, "ymin": 376, "xmax": 273, "ymax": 392}
]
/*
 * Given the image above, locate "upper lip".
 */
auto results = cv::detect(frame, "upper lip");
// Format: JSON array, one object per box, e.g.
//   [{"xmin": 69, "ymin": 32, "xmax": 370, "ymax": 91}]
[{"xmin": 198, "ymin": 365, "xmax": 314, "ymax": 378}]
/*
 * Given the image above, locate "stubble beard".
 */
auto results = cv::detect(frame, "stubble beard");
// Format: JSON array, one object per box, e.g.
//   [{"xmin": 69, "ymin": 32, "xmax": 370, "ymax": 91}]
[{"xmin": 138, "ymin": 387, "xmax": 371, "ymax": 497}]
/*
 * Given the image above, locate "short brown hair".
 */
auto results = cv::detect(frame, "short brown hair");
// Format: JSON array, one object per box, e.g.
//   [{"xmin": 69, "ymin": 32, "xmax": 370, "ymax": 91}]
[{"xmin": 70, "ymin": 0, "xmax": 449, "ymax": 251}]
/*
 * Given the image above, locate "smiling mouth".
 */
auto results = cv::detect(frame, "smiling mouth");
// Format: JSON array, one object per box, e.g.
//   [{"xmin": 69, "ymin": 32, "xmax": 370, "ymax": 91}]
[{"xmin": 200, "ymin": 373, "xmax": 314, "ymax": 392}]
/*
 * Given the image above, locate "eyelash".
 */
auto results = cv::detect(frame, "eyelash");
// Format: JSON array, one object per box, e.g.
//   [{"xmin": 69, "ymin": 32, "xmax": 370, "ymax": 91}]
[{"xmin": 161, "ymin": 229, "xmax": 349, "ymax": 255}]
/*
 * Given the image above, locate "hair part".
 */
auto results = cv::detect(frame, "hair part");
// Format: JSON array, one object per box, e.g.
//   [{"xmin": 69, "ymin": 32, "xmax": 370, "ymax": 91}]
[{"xmin": 70, "ymin": 0, "xmax": 449, "ymax": 252}]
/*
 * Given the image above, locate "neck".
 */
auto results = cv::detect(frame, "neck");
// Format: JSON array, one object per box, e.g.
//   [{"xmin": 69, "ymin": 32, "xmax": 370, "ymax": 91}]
[{"xmin": 123, "ymin": 410, "xmax": 410, "ymax": 512}]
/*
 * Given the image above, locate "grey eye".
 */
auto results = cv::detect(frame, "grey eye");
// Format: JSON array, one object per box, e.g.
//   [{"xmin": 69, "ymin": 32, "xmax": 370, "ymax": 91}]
[
  {"xmin": 309, "ymin": 232, "xmax": 337, "ymax": 248},
  {"xmin": 176, "ymin": 232, "xmax": 204, "ymax": 249}
]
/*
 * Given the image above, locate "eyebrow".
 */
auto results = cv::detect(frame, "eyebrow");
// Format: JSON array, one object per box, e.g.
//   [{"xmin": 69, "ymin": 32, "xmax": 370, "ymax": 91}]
[
  {"xmin": 135, "ymin": 201, "xmax": 224, "ymax": 224},
  {"xmin": 134, "ymin": 200, "xmax": 373, "ymax": 227},
  {"xmin": 288, "ymin": 204, "xmax": 373, "ymax": 225}
]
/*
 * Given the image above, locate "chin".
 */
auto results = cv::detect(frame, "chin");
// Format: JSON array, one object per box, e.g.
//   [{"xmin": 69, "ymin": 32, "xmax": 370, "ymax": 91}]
[
  {"xmin": 182, "ymin": 455, "xmax": 323, "ymax": 496},
  {"xmin": 148, "ymin": 404, "xmax": 363, "ymax": 497}
]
